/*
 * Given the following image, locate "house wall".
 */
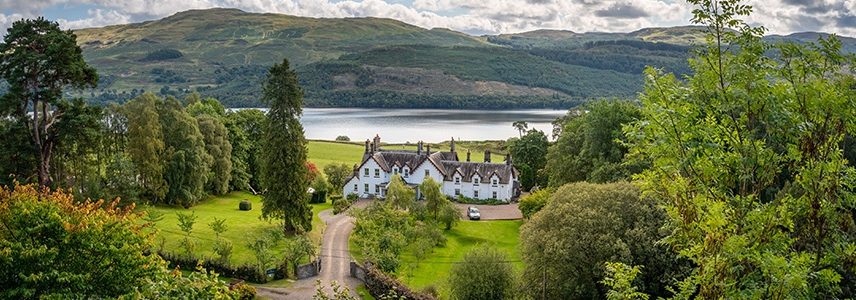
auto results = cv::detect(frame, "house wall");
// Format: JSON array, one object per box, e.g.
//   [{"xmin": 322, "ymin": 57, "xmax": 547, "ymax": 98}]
[
  {"xmin": 343, "ymin": 158, "xmax": 389, "ymax": 197},
  {"xmin": 442, "ymin": 173, "xmax": 513, "ymax": 202}
]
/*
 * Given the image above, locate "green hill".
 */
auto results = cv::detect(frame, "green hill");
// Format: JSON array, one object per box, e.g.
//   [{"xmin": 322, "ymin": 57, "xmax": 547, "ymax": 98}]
[{"xmin": 75, "ymin": 8, "xmax": 856, "ymax": 109}]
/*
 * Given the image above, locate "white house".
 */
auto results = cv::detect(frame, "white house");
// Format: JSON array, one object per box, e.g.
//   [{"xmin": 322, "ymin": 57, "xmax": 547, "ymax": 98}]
[{"xmin": 343, "ymin": 135, "xmax": 520, "ymax": 202}]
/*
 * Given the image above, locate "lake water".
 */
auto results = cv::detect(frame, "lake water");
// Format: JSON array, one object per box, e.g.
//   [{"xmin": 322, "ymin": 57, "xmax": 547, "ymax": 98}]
[{"xmin": 299, "ymin": 108, "xmax": 567, "ymax": 143}]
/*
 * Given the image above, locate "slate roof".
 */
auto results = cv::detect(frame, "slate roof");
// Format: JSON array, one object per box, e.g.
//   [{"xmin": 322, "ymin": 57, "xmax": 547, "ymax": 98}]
[
  {"xmin": 440, "ymin": 161, "xmax": 516, "ymax": 184},
  {"xmin": 346, "ymin": 147, "xmax": 515, "ymax": 184}
]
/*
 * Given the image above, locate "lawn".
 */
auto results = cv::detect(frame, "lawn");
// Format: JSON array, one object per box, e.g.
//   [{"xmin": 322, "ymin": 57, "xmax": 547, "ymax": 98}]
[
  {"xmin": 142, "ymin": 191, "xmax": 332, "ymax": 267},
  {"xmin": 350, "ymin": 219, "xmax": 522, "ymax": 294}
]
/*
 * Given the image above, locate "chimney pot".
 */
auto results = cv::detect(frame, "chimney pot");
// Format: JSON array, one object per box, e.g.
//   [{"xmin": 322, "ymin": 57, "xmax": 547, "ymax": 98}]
[{"xmin": 484, "ymin": 150, "xmax": 491, "ymax": 163}]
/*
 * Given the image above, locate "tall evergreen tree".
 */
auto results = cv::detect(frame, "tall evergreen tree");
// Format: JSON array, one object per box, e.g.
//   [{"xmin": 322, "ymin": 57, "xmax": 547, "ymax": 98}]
[
  {"xmin": 0, "ymin": 18, "xmax": 98, "ymax": 188},
  {"xmin": 259, "ymin": 59, "xmax": 311, "ymax": 233},
  {"xmin": 158, "ymin": 97, "xmax": 211, "ymax": 207},
  {"xmin": 226, "ymin": 109, "xmax": 266, "ymax": 192},
  {"xmin": 124, "ymin": 93, "xmax": 166, "ymax": 201}
]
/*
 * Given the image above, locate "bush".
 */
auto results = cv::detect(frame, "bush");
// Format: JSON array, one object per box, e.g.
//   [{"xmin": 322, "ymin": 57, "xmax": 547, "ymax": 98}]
[
  {"xmin": 230, "ymin": 282, "xmax": 256, "ymax": 300},
  {"xmin": 518, "ymin": 188, "xmax": 552, "ymax": 218},
  {"xmin": 333, "ymin": 198, "xmax": 352, "ymax": 215},
  {"xmin": 330, "ymin": 195, "xmax": 343, "ymax": 203},
  {"xmin": 448, "ymin": 246, "xmax": 515, "ymax": 300},
  {"xmin": 362, "ymin": 262, "xmax": 434, "ymax": 300},
  {"xmin": 141, "ymin": 48, "xmax": 183, "ymax": 61},
  {"xmin": 335, "ymin": 135, "xmax": 350, "ymax": 141},
  {"xmin": 346, "ymin": 193, "xmax": 359, "ymax": 201},
  {"xmin": 239, "ymin": 199, "xmax": 252, "ymax": 211},
  {"xmin": 159, "ymin": 251, "xmax": 270, "ymax": 283},
  {"xmin": 451, "ymin": 195, "xmax": 504, "ymax": 205}
]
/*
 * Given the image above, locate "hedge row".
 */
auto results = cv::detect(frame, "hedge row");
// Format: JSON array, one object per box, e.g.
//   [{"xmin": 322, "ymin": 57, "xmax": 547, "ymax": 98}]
[
  {"xmin": 158, "ymin": 252, "xmax": 290, "ymax": 284},
  {"xmin": 363, "ymin": 263, "xmax": 435, "ymax": 300}
]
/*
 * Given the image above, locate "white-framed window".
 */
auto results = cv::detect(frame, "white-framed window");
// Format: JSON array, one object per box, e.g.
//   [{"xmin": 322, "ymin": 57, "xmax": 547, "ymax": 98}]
[
  {"xmin": 473, "ymin": 177, "xmax": 480, "ymax": 186},
  {"xmin": 404, "ymin": 168, "xmax": 410, "ymax": 178},
  {"xmin": 374, "ymin": 169, "xmax": 380, "ymax": 178},
  {"xmin": 454, "ymin": 176, "xmax": 461, "ymax": 185},
  {"xmin": 375, "ymin": 185, "xmax": 380, "ymax": 193},
  {"xmin": 364, "ymin": 168, "xmax": 369, "ymax": 176},
  {"xmin": 474, "ymin": 190, "xmax": 479, "ymax": 198},
  {"xmin": 353, "ymin": 184, "xmax": 358, "ymax": 192},
  {"xmin": 492, "ymin": 191, "xmax": 497, "ymax": 199},
  {"xmin": 393, "ymin": 167, "xmax": 399, "ymax": 174},
  {"xmin": 424, "ymin": 169, "xmax": 429, "ymax": 177},
  {"xmin": 455, "ymin": 189, "xmax": 460, "ymax": 196},
  {"xmin": 364, "ymin": 183, "xmax": 369, "ymax": 192},
  {"xmin": 491, "ymin": 178, "xmax": 498, "ymax": 187}
]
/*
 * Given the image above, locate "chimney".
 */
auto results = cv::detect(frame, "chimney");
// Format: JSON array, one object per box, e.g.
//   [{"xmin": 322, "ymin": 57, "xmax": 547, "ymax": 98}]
[
  {"xmin": 466, "ymin": 149, "xmax": 471, "ymax": 162},
  {"xmin": 505, "ymin": 153, "xmax": 512, "ymax": 165},
  {"xmin": 353, "ymin": 164, "xmax": 359, "ymax": 176},
  {"xmin": 373, "ymin": 134, "xmax": 381, "ymax": 152},
  {"xmin": 365, "ymin": 139, "xmax": 371, "ymax": 153},
  {"xmin": 417, "ymin": 141, "xmax": 423, "ymax": 155},
  {"xmin": 484, "ymin": 150, "xmax": 491, "ymax": 163},
  {"xmin": 450, "ymin": 137, "xmax": 456, "ymax": 153},
  {"xmin": 426, "ymin": 144, "xmax": 431, "ymax": 153}
]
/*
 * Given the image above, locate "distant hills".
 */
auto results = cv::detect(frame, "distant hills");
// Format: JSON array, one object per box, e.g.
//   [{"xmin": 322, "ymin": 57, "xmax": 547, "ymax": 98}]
[{"xmin": 74, "ymin": 8, "xmax": 856, "ymax": 108}]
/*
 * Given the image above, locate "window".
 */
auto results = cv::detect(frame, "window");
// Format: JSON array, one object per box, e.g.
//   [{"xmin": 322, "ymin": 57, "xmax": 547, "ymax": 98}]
[
  {"xmin": 474, "ymin": 190, "xmax": 479, "ymax": 198},
  {"xmin": 375, "ymin": 185, "xmax": 380, "ymax": 193},
  {"xmin": 425, "ymin": 169, "xmax": 430, "ymax": 177},
  {"xmin": 364, "ymin": 168, "xmax": 369, "ymax": 176},
  {"xmin": 353, "ymin": 184, "xmax": 358, "ymax": 192},
  {"xmin": 491, "ymin": 178, "xmax": 498, "ymax": 187},
  {"xmin": 473, "ymin": 177, "xmax": 480, "ymax": 186},
  {"xmin": 393, "ymin": 167, "xmax": 399, "ymax": 174},
  {"xmin": 455, "ymin": 189, "xmax": 460, "ymax": 196},
  {"xmin": 454, "ymin": 177, "xmax": 461, "ymax": 185},
  {"xmin": 364, "ymin": 183, "xmax": 369, "ymax": 192},
  {"xmin": 404, "ymin": 168, "xmax": 410, "ymax": 178},
  {"xmin": 492, "ymin": 191, "xmax": 497, "ymax": 199},
  {"xmin": 374, "ymin": 169, "xmax": 380, "ymax": 178}
]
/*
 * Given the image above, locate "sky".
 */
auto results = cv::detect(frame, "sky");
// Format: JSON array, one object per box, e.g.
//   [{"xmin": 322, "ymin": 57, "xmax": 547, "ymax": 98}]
[{"xmin": 1, "ymin": 0, "xmax": 855, "ymax": 37}]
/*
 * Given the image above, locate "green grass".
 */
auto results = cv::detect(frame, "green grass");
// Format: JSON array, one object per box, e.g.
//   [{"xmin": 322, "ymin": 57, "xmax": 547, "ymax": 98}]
[
  {"xmin": 307, "ymin": 140, "xmax": 507, "ymax": 171},
  {"xmin": 143, "ymin": 191, "xmax": 331, "ymax": 266},
  {"xmin": 350, "ymin": 219, "xmax": 523, "ymax": 294},
  {"xmin": 356, "ymin": 284, "xmax": 376, "ymax": 300}
]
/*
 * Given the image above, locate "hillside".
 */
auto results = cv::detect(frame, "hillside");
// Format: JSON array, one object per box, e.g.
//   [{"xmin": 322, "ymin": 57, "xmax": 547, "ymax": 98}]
[{"xmin": 75, "ymin": 8, "xmax": 856, "ymax": 108}]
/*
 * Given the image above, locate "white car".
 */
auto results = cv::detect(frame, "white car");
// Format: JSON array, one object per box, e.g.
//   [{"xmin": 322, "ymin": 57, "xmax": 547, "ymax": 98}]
[{"xmin": 467, "ymin": 206, "xmax": 481, "ymax": 220}]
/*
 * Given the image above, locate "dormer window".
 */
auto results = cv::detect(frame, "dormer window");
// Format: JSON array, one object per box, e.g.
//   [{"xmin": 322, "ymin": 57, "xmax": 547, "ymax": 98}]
[
  {"xmin": 424, "ymin": 169, "xmax": 429, "ymax": 177},
  {"xmin": 473, "ymin": 177, "xmax": 480, "ymax": 186},
  {"xmin": 491, "ymin": 178, "xmax": 498, "ymax": 187},
  {"xmin": 454, "ymin": 176, "xmax": 461, "ymax": 185},
  {"xmin": 403, "ymin": 168, "xmax": 410, "ymax": 178},
  {"xmin": 393, "ymin": 167, "xmax": 399, "ymax": 174}
]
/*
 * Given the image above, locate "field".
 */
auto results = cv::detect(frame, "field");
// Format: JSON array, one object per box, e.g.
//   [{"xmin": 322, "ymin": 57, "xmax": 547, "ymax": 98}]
[
  {"xmin": 350, "ymin": 220, "xmax": 523, "ymax": 294},
  {"xmin": 306, "ymin": 139, "xmax": 505, "ymax": 171},
  {"xmin": 142, "ymin": 192, "xmax": 331, "ymax": 266}
]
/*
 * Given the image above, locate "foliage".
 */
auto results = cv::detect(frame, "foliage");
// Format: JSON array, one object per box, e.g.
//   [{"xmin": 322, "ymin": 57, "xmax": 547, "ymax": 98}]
[
  {"xmin": 420, "ymin": 177, "xmax": 444, "ymax": 219},
  {"xmin": 260, "ymin": 58, "xmax": 312, "ymax": 233},
  {"xmin": 225, "ymin": 108, "xmax": 266, "ymax": 192},
  {"xmin": 546, "ymin": 100, "xmax": 642, "ymax": 187},
  {"xmin": 507, "ymin": 129, "xmax": 549, "ymax": 191},
  {"xmin": 196, "ymin": 114, "xmax": 233, "ymax": 195},
  {"xmin": 626, "ymin": 0, "xmax": 856, "ymax": 298},
  {"xmin": 213, "ymin": 239, "xmax": 234, "ymax": 265},
  {"xmin": 437, "ymin": 202, "xmax": 460, "ymax": 230},
  {"xmin": 239, "ymin": 199, "xmax": 252, "ymax": 211},
  {"xmin": 360, "ymin": 262, "xmax": 435, "ymax": 300},
  {"xmin": 141, "ymin": 48, "xmax": 184, "ymax": 61},
  {"xmin": 247, "ymin": 235, "xmax": 276, "ymax": 275},
  {"xmin": 209, "ymin": 217, "xmax": 229, "ymax": 238},
  {"xmin": 518, "ymin": 188, "xmax": 552, "ymax": 219},
  {"xmin": 324, "ymin": 163, "xmax": 353, "ymax": 193},
  {"xmin": 520, "ymin": 182, "xmax": 686, "ymax": 299},
  {"xmin": 313, "ymin": 280, "xmax": 358, "ymax": 300},
  {"xmin": 131, "ymin": 263, "xmax": 246, "ymax": 299},
  {"xmin": 177, "ymin": 211, "xmax": 198, "ymax": 258},
  {"xmin": 333, "ymin": 198, "xmax": 353, "ymax": 215},
  {"xmin": 124, "ymin": 93, "xmax": 167, "ymax": 200},
  {"xmin": 159, "ymin": 96, "xmax": 212, "ymax": 207},
  {"xmin": 0, "ymin": 17, "xmax": 98, "ymax": 188},
  {"xmin": 387, "ymin": 174, "xmax": 415, "ymax": 210},
  {"xmin": 351, "ymin": 202, "xmax": 412, "ymax": 273},
  {"xmin": 447, "ymin": 246, "xmax": 515, "ymax": 300},
  {"xmin": 602, "ymin": 263, "xmax": 648, "ymax": 300},
  {"xmin": 335, "ymin": 135, "xmax": 351, "ymax": 142},
  {"xmin": 284, "ymin": 234, "xmax": 316, "ymax": 278}
]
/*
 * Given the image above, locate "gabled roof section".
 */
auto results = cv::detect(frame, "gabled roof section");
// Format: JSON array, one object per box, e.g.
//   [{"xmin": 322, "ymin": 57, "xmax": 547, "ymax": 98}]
[{"xmin": 439, "ymin": 160, "xmax": 516, "ymax": 184}]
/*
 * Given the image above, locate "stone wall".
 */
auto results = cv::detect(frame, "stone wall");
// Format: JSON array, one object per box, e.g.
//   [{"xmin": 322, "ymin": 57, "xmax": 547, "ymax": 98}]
[{"xmin": 296, "ymin": 258, "xmax": 321, "ymax": 279}]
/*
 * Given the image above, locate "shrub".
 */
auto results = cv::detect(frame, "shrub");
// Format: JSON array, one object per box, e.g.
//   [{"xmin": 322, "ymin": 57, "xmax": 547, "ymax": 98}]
[
  {"xmin": 335, "ymin": 135, "xmax": 350, "ymax": 141},
  {"xmin": 518, "ymin": 188, "xmax": 552, "ymax": 218},
  {"xmin": 330, "ymin": 195, "xmax": 343, "ymax": 203},
  {"xmin": 448, "ymin": 246, "xmax": 515, "ymax": 300},
  {"xmin": 362, "ymin": 263, "xmax": 434, "ymax": 300},
  {"xmin": 346, "ymin": 193, "xmax": 359, "ymax": 201},
  {"xmin": 230, "ymin": 282, "xmax": 257, "ymax": 300},
  {"xmin": 239, "ymin": 199, "xmax": 252, "ymax": 211},
  {"xmin": 437, "ymin": 202, "xmax": 460, "ymax": 230},
  {"xmin": 333, "ymin": 198, "xmax": 352, "ymax": 215},
  {"xmin": 452, "ymin": 195, "xmax": 504, "ymax": 205}
]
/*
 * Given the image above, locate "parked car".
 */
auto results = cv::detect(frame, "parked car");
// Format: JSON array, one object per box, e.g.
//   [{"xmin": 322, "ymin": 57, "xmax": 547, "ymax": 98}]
[{"xmin": 467, "ymin": 206, "xmax": 481, "ymax": 220}]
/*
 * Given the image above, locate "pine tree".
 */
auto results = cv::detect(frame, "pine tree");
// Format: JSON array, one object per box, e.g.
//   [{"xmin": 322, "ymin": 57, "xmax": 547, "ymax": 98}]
[{"xmin": 260, "ymin": 59, "xmax": 312, "ymax": 233}]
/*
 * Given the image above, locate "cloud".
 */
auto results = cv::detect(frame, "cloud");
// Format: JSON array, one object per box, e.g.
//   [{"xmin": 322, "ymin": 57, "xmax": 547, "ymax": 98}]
[{"xmin": 1, "ymin": 0, "xmax": 855, "ymax": 36}]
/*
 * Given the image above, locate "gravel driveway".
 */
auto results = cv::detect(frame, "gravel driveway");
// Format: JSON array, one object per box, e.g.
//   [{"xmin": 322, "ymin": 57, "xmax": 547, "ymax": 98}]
[{"xmin": 455, "ymin": 203, "xmax": 523, "ymax": 220}]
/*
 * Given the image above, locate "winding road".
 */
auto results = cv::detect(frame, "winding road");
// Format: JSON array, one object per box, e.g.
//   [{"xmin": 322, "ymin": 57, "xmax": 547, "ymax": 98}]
[{"xmin": 256, "ymin": 202, "xmax": 364, "ymax": 299}]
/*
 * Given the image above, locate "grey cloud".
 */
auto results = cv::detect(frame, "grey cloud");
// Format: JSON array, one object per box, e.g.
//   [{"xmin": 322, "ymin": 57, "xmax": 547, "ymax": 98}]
[
  {"xmin": 836, "ymin": 14, "xmax": 856, "ymax": 28},
  {"xmin": 594, "ymin": 3, "xmax": 649, "ymax": 19}
]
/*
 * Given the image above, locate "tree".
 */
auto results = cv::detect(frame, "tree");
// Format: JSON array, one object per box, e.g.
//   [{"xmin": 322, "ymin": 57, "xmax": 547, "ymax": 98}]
[
  {"xmin": 225, "ymin": 109, "xmax": 266, "ymax": 192},
  {"xmin": 0, "ymin": 18, "xmax": 98, "ymax": 188},
  {"xmin": 437, "ymin": 201, "xmax": 460, "ymax": 230},
  {"xmin": 507, "ymin": 129, "xmax": 549, "ymax": 190},
  {"xmin": 176, "ymin": 212, "xmax": 198, "ymax": 258},
  {"xmin": 512, "ymin": 121, "xmax": 529, "ymax": 137},
  {"xmin": 260, "ymin": 59, "xmax": 312, "ymax": 234},
  {"xmin": 545, "ymin": 100, "xmax": 641, "ymax": 188},
  {"xmin": 124, "ymin": 93, "xmax": 166, "ymax": 201},
  {"xmin": 323, "ymin": 163, "xmax": 353, "ymax": 194},
  {"xmin": 518, "ymin": 188, "xmax": 552, "ymax": 219},
  {"xmin": 627, "ymin": 0, "xmax": 856, "ymax": 297},
  {"xmin": 159, "ymin": 97, "xmax": 212, "ymax": 207},
  {"xmin": 419, "ymin": 177, "xmax": 444, "ymax": 219},
  {"xmin": 448, "ymin": 246, "xmax": 515, "ymax": 300},
  {"xmin": 284, "ymin": 234, "xmax": 316, "ymax": 277},
  {"xmin": 197, "ymin": 114, "xmax": 233, "ymax": 195},
  {"xmin": 387, "ymin": 174, "xmax": 415, "ymax": 210},
  {"xmin": 520, "ymin": 182, "xmax": 685, "ymax": 299}
]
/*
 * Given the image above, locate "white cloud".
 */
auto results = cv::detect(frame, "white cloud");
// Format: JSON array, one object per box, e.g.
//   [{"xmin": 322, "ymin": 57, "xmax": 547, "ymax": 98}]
[{"xmin": 1, "ymin": 0, "xmax": 855, "ymax": 36}]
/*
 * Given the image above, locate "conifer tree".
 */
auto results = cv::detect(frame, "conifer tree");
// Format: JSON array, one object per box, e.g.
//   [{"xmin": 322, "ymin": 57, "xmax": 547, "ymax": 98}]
[{"xmin": 260, "ymin": 59, "xmax": 312, "ymax": 233}]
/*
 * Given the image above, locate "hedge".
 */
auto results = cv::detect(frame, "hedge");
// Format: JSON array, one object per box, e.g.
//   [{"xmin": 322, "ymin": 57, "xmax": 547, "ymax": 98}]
[
  {"xmin": 363, "ymin": 262, "xmax": 435, "ymax": 300},
  {"xmin": 158, "ymin": 251, "xmax": 287, "ymax": 284}
]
